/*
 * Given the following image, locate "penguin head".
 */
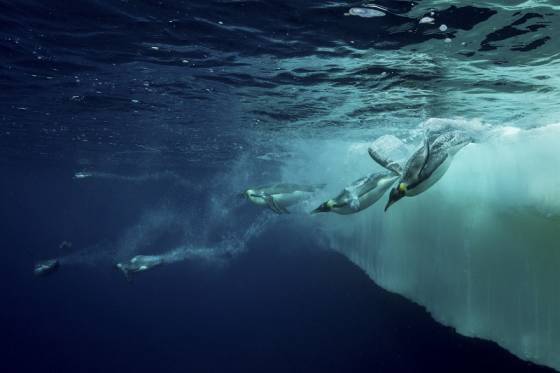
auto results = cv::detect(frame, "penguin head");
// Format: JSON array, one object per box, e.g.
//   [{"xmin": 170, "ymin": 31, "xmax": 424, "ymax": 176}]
[
  {"xmin": 242, "ymin": 189, "xmax": 259, "ymax": 202},
  {"xmin": 311, "ymin": 199, "xmax": 335, "ymax": 214},
  {"xmin": 385, "ymin": 183, "xmax": 406, "ymax": 211}
]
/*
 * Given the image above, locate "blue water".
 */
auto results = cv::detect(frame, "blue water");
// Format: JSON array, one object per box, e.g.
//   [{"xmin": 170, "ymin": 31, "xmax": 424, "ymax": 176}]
[
  {"xmin": 1, "ymin": 163, "xmax": 552, "ymax": 372},
  {"xmin": 1, "ymin": 1, "xmax": 558, "ymax": 372}
]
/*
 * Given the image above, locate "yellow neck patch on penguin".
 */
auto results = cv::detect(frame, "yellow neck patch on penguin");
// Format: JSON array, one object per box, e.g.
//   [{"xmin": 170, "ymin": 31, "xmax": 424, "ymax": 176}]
[{"xmin": 398, "ymin": 183, "xmax": 408, "ymax": 193}]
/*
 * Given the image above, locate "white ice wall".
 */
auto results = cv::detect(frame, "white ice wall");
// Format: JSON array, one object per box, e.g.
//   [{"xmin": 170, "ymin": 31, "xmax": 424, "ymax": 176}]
[{"xmin": 282, "ymin": 123, "xmax": 560, "ymax": 370}]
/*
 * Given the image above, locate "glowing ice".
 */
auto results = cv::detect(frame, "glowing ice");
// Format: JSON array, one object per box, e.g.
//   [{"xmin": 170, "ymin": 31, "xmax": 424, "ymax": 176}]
[{"xmin": 280, "ymin": 121, "xmax": 560, "ymax": 371}]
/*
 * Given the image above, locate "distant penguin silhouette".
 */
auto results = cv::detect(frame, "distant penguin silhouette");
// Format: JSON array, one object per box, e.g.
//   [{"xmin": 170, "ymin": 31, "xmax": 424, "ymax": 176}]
[
  {"xmin": 243, "ymin": 183, "xmax": 325, "ymax": 214},
  {"xmin": 34, "ymin": 259, "xmax": 60, "ymax": 276},
  {"xmin": 380, "ymin": 130, "xmax": 473, "ymax": 211},
  {"xmin": 116, "ymin": 255, "xmax": 163, "ymax": 280},
  {"xmin": 73, "ymin": 171, "xmax": 92, "ymax": 179},
  {"xmin": 312, "ymin": 172, "xmax": 398, "ymax": 215}
]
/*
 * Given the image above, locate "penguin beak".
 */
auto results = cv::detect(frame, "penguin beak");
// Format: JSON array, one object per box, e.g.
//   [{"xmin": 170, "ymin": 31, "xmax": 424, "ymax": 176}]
[
  {"xmin": 384, "ymin": 188, "xmax": 403, "ymax": 212},
  {"xmin": 384, "ymin": 199, "xmax": 394, "ymax": 212},
  {"xmin": 311, "ymin": 202, "xmax": 329, "ymax": 214}
]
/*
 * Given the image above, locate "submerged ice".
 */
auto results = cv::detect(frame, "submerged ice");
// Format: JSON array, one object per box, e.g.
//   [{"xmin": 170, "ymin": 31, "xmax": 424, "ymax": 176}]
[{"xmin": 279, "ymin": 120, "xmax": 560, "ymax": 370}]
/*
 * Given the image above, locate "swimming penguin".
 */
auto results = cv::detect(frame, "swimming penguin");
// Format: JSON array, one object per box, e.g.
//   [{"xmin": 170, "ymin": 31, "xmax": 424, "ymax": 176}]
[
  {"xmin": 116, "ymin": 255, "xmax": 163, "ymax": 280},
  {"xmin": 380, "ymin": 130, "xmax": 473, "ymax": 211},
  {"xmin": 73, "ymin": 171, "xmax": 92, "ymax": 179},
  {"xmin": 312, "ymin": 172, "xmax": 398, "ymax": 215},
  {"xmin": 243, "ymin": 183, "xmax": 325, "ymax": 214},
  {"xmin": 34, "ymin": 259, "xmax": 60, "ymax": 276}
]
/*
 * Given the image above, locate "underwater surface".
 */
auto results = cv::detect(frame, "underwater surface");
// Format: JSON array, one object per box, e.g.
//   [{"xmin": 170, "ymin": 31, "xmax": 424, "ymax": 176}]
[{"xmin": 1, "ymin": 0, "xmax": 560, "ymax": 372}]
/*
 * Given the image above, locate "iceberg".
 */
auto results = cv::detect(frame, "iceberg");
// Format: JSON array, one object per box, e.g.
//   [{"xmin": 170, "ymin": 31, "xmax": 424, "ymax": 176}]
[{"xmin": 284, "ymin": 121, "xmax": 560, "ymax": 370}]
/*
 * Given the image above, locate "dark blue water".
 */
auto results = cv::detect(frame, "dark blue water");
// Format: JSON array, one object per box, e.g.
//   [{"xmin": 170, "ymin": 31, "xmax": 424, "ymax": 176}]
[
  {"xmin": 1, "ymin": 1, "xmax": 557, "ymax": 372},
  {"xmin": 1, "ymin": 163, "xmax": 552, "ymax": 373}
]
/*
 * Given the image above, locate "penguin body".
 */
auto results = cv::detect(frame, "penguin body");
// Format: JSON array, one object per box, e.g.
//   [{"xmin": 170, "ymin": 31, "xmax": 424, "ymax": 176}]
[
  {"xmin": 116, "ymin": 255, "xmax": 163, "ymax": 280},
  {"xmin": 34, "ymin": 259, "xmax": 60, "ymax": 276},
  {"xmin": 312, "ymin": 172, "xmax": 398, "ymax": 215},
  {"xmin": 73, "ymin": 171, "xmax": 92, "ymax": 179},
  {"xmin": 243, "ymin": 183, "xmax": 325, "ymax": 214},
  {"xmin": 382, "ymin": 130, "xmax": 472, "ymax": 210}
]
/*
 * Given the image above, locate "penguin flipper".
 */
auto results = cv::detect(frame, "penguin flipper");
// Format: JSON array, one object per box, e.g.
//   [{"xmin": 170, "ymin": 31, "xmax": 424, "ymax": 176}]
[
  {"xmin": 402, "ymin": 138, "xmax": 429, "ymax": 182},
  {"xmin": 273, "ymin": 198, "xmax": 290, "ymax": 214},
  {"xmin": 418, "ymin": 134, "xmax": 431, "ymax": 176},
  {"xmin": 386, "ymin": 161, "xmax": 403, "ymax": 175},
  {"xmin": 368, "ymin": 147, "xmax": 402, "ymax": 175},
  {"xmin": 406, "ymin": 134, "xmax": 431, "ymax": 181},
  {"xmin": 273, "ymin": 198, "xmax": 290, "ymax": 213},
  {"xmin": 279, "ymin": 205, "xmax": 290, "ymax": 214},
  {"xmin": 265, "ymin": 196, "xmax": 287, "ymax": 214},
  {"xmin": 419, "ymin": 151, "xmax": 448, "ymax": 181}
]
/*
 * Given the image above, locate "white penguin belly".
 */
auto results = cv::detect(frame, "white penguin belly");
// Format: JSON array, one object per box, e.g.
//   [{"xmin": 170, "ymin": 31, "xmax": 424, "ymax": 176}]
[
  {"xmin": 272, "ymin": 191, "xmax": 311, "ymax": 207},
  {"xmin": 248, "ymin": 195, "xmax": 268, "ymax": 207}
]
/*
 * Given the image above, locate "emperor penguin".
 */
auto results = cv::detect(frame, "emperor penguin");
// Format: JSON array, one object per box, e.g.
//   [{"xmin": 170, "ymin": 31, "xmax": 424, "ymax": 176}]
[
  {"xmin": 34, "ymin": 259, "xmax": 60, "ymax": 276},
  {"xmin": 243, "ymin": 183, "xmax": 325, "ymax": 214},
  {"xmin": 73, "ymin": 171, "xmax": 92, "ymax": 179},
  {"xmin": 116, "ymin": 255, "xmax": 163, "ymax": 280},
  {"xmin": 311, "ymin": 172, "xmax": 398, "ymax": 215},
  {"xmin": 380, "ymin": 130, "xmax": 473, "ymax": 211}
]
